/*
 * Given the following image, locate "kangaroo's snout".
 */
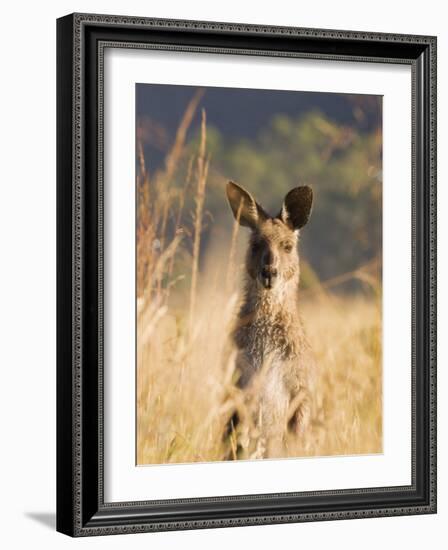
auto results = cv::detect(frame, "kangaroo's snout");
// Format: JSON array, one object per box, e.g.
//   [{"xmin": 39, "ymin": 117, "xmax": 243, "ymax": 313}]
[
  {"xmin": 260, "ymin": 265, "xmax": 278, "ymax": 289},
  {"xmin": 260, "ymin": 248, "xmax": 278, "ymax": 289},
  {"xmin": 262, "ymin": 247, "xmax": 274, "ymax": 266}
]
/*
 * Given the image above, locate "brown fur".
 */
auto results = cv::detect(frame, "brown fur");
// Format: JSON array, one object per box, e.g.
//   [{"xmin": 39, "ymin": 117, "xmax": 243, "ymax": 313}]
[{"xmin": 225, "ymin": 181, "xmax": 315, "ymax": 459}]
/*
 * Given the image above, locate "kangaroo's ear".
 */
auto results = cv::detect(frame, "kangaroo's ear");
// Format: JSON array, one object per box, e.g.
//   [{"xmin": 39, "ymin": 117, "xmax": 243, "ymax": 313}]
[
  {"xmin": 226, "ymin": 181, "xmax": 267, "ymax": 229},
  {"xmin": 279, "ymin": 186, "xmax": 313, "ymax": 230}
]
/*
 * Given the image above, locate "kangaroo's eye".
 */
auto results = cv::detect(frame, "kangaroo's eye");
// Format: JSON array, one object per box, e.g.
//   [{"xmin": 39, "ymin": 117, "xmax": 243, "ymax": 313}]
[{"xmin": 283, "ymin": 243, "xmax": 293, "ymax": 253}]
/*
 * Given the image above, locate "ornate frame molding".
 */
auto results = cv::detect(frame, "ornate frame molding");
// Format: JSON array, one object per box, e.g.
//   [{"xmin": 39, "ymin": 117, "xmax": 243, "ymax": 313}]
[{"xmin": 57, "ymin": 13, "xmax": 437, "ymax": 537}]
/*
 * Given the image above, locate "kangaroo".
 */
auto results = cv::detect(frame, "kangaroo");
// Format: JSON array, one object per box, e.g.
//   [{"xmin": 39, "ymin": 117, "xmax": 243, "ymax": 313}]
[{"xmin": 225, "ymin": 181, "xmax": 314, "ymax": 460}]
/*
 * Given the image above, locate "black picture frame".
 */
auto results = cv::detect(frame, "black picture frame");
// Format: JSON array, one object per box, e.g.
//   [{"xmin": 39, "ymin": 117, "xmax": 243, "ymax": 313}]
[{"xmin": 56, "ymin": 13, "xmax": 437, "ymax": 537}]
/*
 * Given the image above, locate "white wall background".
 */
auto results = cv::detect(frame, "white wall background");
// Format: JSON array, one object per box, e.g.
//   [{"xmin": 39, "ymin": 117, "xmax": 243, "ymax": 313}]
[{"xmin": 0, "ymin": 1, "xmax": 445, "ymax": 548}]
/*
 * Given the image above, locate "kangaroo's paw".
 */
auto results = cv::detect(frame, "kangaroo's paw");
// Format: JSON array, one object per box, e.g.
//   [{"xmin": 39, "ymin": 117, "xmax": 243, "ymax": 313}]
[{"xmin": 288, "ymin": 401, "xmax": 311, "ymax": 435}]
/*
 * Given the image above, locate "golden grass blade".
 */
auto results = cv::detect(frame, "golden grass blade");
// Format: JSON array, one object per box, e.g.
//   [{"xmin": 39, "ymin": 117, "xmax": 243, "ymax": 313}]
[
  {"xmin": 189, "ymin": 109, "xmax": 209, "ymax": 333},
  {"xmin": 164, "ymin": 88, "xmax": 205, "ymax": 182}
]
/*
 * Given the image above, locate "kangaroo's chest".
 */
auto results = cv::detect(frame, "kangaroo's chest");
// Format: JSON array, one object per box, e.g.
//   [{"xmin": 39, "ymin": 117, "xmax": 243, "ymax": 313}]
[{"xmin": 235, "ymin": 316, "xmax": 297, "ymax": 366}]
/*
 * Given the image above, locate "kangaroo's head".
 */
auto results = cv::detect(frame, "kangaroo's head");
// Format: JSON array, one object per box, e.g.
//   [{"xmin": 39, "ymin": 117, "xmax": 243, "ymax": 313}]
[{"xmin": 226, "ymin": 181, "xmax": 313, "ymax": 292}]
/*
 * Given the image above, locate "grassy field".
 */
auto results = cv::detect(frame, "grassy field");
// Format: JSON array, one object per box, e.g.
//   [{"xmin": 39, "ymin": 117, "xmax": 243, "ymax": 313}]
[
  {"xmin": 136, "ymin": 98, "xmax": 382, "ymax": 465},
  {"xmin": 137, "ymin": 287, "xmax": 382, "ymax": 465}
]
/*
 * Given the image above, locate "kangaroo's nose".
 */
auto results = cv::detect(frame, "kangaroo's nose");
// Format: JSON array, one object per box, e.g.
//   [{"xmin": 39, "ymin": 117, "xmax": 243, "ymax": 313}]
[
  {"xmin": 263, "ymin": 248, "xmax": 273, "ymax": 265},
  {"xmin": 261, "ymin": 266, "xmax": 277, "ymax": 289},
  {"xmin": 261, "ymin": 266, "xmax": 277, "ymax": 278}
]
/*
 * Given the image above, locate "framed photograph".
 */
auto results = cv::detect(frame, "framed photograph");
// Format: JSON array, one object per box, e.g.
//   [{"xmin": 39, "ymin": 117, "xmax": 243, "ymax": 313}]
[{"xmin": 56, "ymin": 13, "xmax": 437, "ymax": 536}]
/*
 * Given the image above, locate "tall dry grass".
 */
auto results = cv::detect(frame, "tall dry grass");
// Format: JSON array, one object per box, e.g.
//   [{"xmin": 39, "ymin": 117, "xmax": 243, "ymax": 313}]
[{"xmin": 136, "ymin": 95, "xmax": 382, "ymax": 465}]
